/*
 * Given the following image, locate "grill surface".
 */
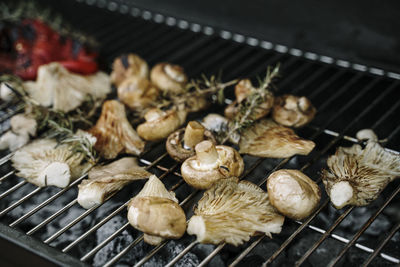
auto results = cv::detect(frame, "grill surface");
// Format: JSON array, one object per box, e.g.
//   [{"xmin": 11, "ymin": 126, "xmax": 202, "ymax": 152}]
[{"xmin": 0, "ymin": 1, "xmax": 399, "ymax": 266}]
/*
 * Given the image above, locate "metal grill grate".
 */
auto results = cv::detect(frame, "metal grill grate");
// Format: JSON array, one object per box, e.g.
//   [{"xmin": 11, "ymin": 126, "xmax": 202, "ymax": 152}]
[{"xmin": 0, "ymin": 1, "xmax": 399, "ymax": 266}]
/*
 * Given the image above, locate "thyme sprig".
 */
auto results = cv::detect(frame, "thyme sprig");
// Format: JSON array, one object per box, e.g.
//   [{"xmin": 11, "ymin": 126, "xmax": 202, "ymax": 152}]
[{"xmin": 221, "ymin": 64, "xmax": 280, "ymax": 144}]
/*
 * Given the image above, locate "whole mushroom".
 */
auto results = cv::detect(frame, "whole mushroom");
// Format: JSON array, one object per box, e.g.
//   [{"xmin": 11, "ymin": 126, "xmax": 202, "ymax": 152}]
[
  {"xmin": 272, "ymin": 94, "xmax": 316, "ymax": 128},
  {"xmin": 150, "ymin": 63, "xmax": 187, "ymax": 94},
  {"xmin": 111, "ymin": 53, "xmax": 149, "ymax": 87},
  {"xmin": 117, "ymin": 76, "xmax": 159, "ymax": 110},
  {"xmin": 166, "ymin": 121, "xmax": 216, "ymax": 162},
  {"xmin": 181, "ymin": 140, "xmax": 244, "ymax": 189}
]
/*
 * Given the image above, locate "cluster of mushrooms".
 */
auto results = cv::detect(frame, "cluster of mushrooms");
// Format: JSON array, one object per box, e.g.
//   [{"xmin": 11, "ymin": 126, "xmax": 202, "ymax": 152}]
[{"xmin": 1, "ymin": 52, "xmax": 399, "ymax": 248}]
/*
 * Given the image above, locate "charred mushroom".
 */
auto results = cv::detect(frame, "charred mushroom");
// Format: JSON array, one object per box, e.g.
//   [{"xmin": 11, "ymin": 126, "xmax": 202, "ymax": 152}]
[
  {"xmin": 272, "ymin": 94, "xmax": 316, "ymax": 128},
  {"xmin": 322, "ymin": 129, "xmax": 400, "ymax": 209},
  {"xmin": 117, "ymin": 76, "xmax": 159, "ymax": 111},
  {"xmin": 0, "ymin": 114, "xmax": 37, "ymax": 151},
  {"xmin": 166, "ymin": 121, "xmax": 216, "ymax": 162},
  {"xmin": 137, "ymin": 107, "xmax": 187, "ymax": 141},
  {"xmin": 127, "ymin": 175, "xmax": 186, "ymax": 245},
  {"xmin": 78, "ymin": 157, "xmax": 151, "ymax": 209},
  {"xmin": 187, "ymin": 177, "xmax": 284, "ymax": 246},
  {"xmin": 110, "ymin": 53, "xmax": 149, "ymax": 87},
  {"xmin": 181, "ymin": 140, "xmax": 244, "ymax": 189},
  {"xmin": 11, "ymin": 139, "xmax": 93, "ymax": 188},
  {"xmin": 88, "ymin": 100, "xmax": 145, "ymax": 159},
  {"xmin": 239, "ymin": 119, "xmax": 315, "ymax": 158},
  {"xmin": 150, "ymin": 63, "xmax": 187, "ymax": 94},
  {"xmin": 267, "ymin": 169, "xmax": 320, "ymax": 220}
]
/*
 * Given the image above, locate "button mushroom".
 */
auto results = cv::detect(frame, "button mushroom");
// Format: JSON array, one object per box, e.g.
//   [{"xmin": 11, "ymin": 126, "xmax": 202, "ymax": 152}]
[
  {"xmin": 322, "ymin": 129, "xmax": 400, "ymax": 209},
  {"xmin": 137, "ymin": 107, "xmax": 187, "ymax": 141},
  {"xmin": 127, "ymin": 175, "xmax": 186, "ymax": 245},
  {"xmin": 267, "ymin": 169, "xmax": 321, "ymax": 220},
  {"xmin": 78, "ymin": 157, "xmax": 151, "ymax": 209},
  {"xmin": 117, "ymin": 76, "xmax": 159, "ymax": 111},
  {"xmin": 181, "ymin": 140, "xmax": 244, "ymax": 189},
  {"xmin": 88, "ymin": 100, "xmax": 145, "ymax": 159},
  {"xmin": 150, "ymin": 63, "xmax": 188, "ymax": 94},
  {"xmin": 187, "ymin": 177, "xmax": 284, "ymax": 246},
  {"xmin": 110, "ymin": 53, "xmax": 149, "ymax": 87},
  {"xmin": 166, "ymin": 121, "xmax": 216, "ymax": 162},
  {"xmin": 272, "ymin": 94, "xmax": 316, "ymax": 128}
]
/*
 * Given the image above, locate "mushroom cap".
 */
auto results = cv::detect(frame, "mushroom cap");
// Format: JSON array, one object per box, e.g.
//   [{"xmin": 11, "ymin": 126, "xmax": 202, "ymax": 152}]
[
  {"xmin": 267, "ymin": 169, "xmax": 321, "ymax": 220},
  {"xmin": 272, "ymin": 94, "xmax": 316, "ymax": 128},
  {"xmin": 10, "ymin": 114, "xmax": 37, "ymax": 136},
  {"xmin": 166, "ymin": 127, "xmax": 216, "ymax": 162},
  {"xmin": 111, "ymin": 53, "xmax": 149, "ymax": 87},
  {"xmin": 137, "ymin": 108, "xmax": 187, "ymax": 141},
  {"xmin": 127, "ymin": 196, "xmax": 186, "ymax": 239},
  {"xmin": 184, "ymin": 95, "xmax": 209, "ymax": 113},
  {"xmin": 150, "ymin": 63, "xmax": 187, "ymax": 94},
  {"xmin": 201, "ymin": 113, "xmax": 229, "ymax": 134},
  {"xmin": 117, "ymin": 76, "xmax": 159, "ymax": 110},
  {"xmin": 181, "ymin": 144, "xmax": 244, "ymax": 189}
]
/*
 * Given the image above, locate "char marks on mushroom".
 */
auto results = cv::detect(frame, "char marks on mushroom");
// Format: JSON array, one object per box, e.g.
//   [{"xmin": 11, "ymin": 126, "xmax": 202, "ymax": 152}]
[{"xmin": 111, "ymin": 53, "xmax": 149, "ymax": 87}]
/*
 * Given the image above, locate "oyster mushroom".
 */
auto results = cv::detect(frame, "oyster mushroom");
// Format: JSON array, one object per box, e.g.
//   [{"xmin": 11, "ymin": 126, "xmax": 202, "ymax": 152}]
[
  {"xmin": 166, "ymin": 121, "xmax": 216, "ymax": 162},
  {"xmin": 24, "ymin": 62, "xmax": 110, "ymax": 112},
  {"xmin": 11, "ymin": 139, "xmax": 93, "ymax": 188},
  {"xmin": 110, "ymin": 53, "xmax": 149, "ymax": 87},
  {"xmin": 117, "ymin": 76, "xmax": 159, "ymax": 110},
  {"xmin": 181, "ymin": 140, "xmax": 244, "ymax": 189},
  {"xmin": 224, "ymin": 79, "xmax": 274, "ymax": 120},
  {"xmin": 267, "ymin": 169, "xmax": 321, "ymax": 220},
  {"xmin": 127, "ymin": 175, "xmax": 186, "ymax": 245},
  {"xmin": 0, "ymin": 114, "xmax": 37, "ymax": 151},
  {"xmin": 272, "ymin": 94, "xmax": 316, "ymax": 128},
  {"xmin": 88, "ymin": 100, "xmax": 145, "ymax": 159},
  {"xmin": 322, "ymin": 129, "xmax": 400, "ymax": 209},
  {"xmin": 239, "ymin": 119, "xmax": 315, "ymax": 158},
  {"xmin": 78, "ymin": 157, "xmax": 151, "ymax": 209},
  {"xmin": 0, "ymin": 82, "xmax": 15, "ymax": 102},
  {"xmin": 137, "ymin": 107, "xmax": 187, "ymax": 141},
  {"xmin": 201, "ymin": 113, "xmax": 229, "ymax": 134},
  {"xmin": 150, "ymin": 63, "xmax": 188, "ymax": 94},
  {"xmin": 187, "ymin": 177, "xmax": 284, "ymax": 246}
]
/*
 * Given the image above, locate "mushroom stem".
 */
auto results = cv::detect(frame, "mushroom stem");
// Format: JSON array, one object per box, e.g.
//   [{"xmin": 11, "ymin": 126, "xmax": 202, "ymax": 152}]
[
  {"xmin": 330, "ymin": 181, "xmax": 353, "ymax": 208},
  {"xmin": 195, "ymin": 141, "xmax": 219, "ymax": 166},
  {"xmin": 40, "ymin": 162, "xmax": 71, "ymax": 188},
  {"xmin": 144, "ymin": 109, "xmax": 164, "ymax": 121},
  {"xmin": 184, "ymin": 121, "xmax": 205, "ymax": 149}
]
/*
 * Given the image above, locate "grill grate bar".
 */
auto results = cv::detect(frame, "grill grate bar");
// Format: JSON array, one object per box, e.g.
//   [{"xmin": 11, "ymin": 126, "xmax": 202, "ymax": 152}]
[
  {"xmin": 0, "ymin": 170, "xmax": 15, "ymax": 183},
  {"xmin": 0, "ymin": 181, "xmax": 27, "ymax": 201},
  {"xmin": 0, "ymin": 152, "xmax": 14, "ymax": 166},
  {"xmin": 164, "ymin": 241, "xmax": 198, "ymax": 267},
  {"xmin": 362, "ymin": 222, "xmax": 400, "ymax": 266},
  {"xmin": 0, "ymin": 187, "xmax": 42, "ymax": 217},
  {"xmin": 289, "ymin": 65, "xmax": 330, "ymax": 95}
]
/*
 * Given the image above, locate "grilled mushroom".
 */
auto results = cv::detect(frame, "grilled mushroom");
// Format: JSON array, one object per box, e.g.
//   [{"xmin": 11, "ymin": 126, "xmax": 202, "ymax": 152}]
[
  {"xmin": 127, "ymin": 175, "xmax": 186, "ymax": 245},
  {"xmin": 267, "ymin": 169, "xmax": 321, "ymax": 220},
  {"xmin": 117, "ymin": 76, "xmax": 159, "ymax": 111},
  {"xmin": 187, "ymin": 177, "xmax": 284, "ymax": 246},
  {"xmin": 88, "ymin": 100, "xmax": 145, "ymax": 159},
  {"xmin": 181, "ymin": 140, "xmax": 244, "ymax": 189},
  {"xmin": 0, "ymin": 114, "xmax": 37, "ymax": 151},
  {"xmin": 11, "ymin": 139, "xmax": 93, "ymax": 188},
  {"xmin": 137, "ymin": 107, "xmax": 187, "ymax": 141},
  {"xmin": 0, "ymin": 82, "xmax": 15, "ymax": 102},
  {"xmin": 239, "ymin": 119, "xmax": 315, "ymax": 158},
  {"xmin": 201, "ymin": 113, "xmax": 229, "ymax": 134},
  {"xmin": 150, "ymin": 63, "xmax": 187, "ymax": 94},
  {"xmin": 78, "ymin": 157, "xmax": 151, "ymax": 209},
  {"xmin": 272, "ymin": 94, "xmax": 316, "ymax": 128},
  {"xmin": 110, "ymin": 53, "xmax": 149, "ymax": 87},
  {"xmin": 24, "ymin": 62, "xmax": 110, "ymax": 112},
  {"xmin": 224, "ymin": 79, "xmax": 274, "ymax": 120},
  {"xmin": 322, "ymin": 129, "xmax": 400, "ymax": 209},
  {"xmin": 166, "ymin": 121, "xmax": 216, "ymax": 162}
]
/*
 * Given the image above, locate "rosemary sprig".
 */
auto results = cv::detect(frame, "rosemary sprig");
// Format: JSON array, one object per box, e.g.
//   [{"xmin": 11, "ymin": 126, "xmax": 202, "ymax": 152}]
[{"xmin": 221, "ymin": 64, "xmax": 280, "ymax": 144}]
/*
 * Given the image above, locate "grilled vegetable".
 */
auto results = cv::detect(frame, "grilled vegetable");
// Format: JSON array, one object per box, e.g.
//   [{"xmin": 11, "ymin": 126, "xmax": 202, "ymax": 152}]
[
  {"xmin": 111, "ymin": 53, "xmax": 149, "ymax": 87},
  {"xmin": 150, "ymin": 63, "xmax": 187, "ymax": 94},
  {"xmin": 117, "ymin": 76, "xmax": 159, "ymax": 111}
]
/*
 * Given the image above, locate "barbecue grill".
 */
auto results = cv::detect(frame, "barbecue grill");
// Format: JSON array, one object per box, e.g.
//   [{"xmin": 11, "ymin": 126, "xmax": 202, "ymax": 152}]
[{"xmin": 0, "ymin": 0, "xmax": 399, "ymax": 266}]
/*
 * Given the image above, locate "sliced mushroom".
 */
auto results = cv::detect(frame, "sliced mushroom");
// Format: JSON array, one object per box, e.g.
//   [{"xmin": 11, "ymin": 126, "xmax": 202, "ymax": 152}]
[
  {"xmin": 127, "ymin": 175, "xmax": 186, "ymax": 245},
  {"xmin": 166, "ymin": 121, "xmax": 216, "ymax": 162},
  {"xmin": 110, "ymin": 53, "xmax": 149, "ymax": 87},
  {"xmin": 137, "ymin": 107, "xmax": 187, "ymax": 141},
  {"xmin": 88, "ymin": 100, "xmax": 145, "ymax": 159},
  {"xmin": 322, "ymin": 129, "xmax": 400, "ymax": 209},
  {"xmin": 78, "ymin": 157, "xmax": 151, "ymax": 209},
  {"xmin": 187, "ymin": 177, "xmax": 284, "ymax": 246},
  {"xmin": 11, "ymin": 139, "xmax": 93, "ymax": 188},
  {"xmin": 150, "ymin": 63, "xmax": 187, "ymax": 94},
  {"xmin": 181, "ymin": 140, "xmax": 244, "ymax": 189},
  {"xmin": 272, "ymin": 94, "xmax": 316, "ymax": 128},
  {"xmin": 224, "ymin": 79, "xmax": 274, "ymax": 120},
  {"xmin": 267, "ymin": 169, "xmax": 321, "ymax": 220},
  {"xmin": 117, "ymin": 76, "xmax": 159, "ymax": 111},
  {"xmin": 239, "ymin": 119, "xmax": 315, "ymax": 158},
  {"xmin": 24, "ymin": 62, "xmax": 110, "ymax": 112}
]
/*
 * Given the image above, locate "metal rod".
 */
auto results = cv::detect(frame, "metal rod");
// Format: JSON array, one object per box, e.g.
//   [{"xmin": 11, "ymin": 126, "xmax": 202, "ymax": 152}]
[
  {"xmin": 0, "ymin": 181, "xmax": 27, "ymax": 201},
  {"xmin": 0, "ymin": 187, "xmax": 42, "ymax": 217},
  {"xmin": 164, "ymin": 241, "xmax": 198, "ymax": 267},
  {"xmin": 198, "ymin": 243, "xmax": 225, "ymax": 267},
  {"xmin": 0, "ymin": 170, "xmax": 15, "ymax": 183},
  {"xmin": 289, "ymin": 65, "xmax": 331, "ymax": 95}
]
